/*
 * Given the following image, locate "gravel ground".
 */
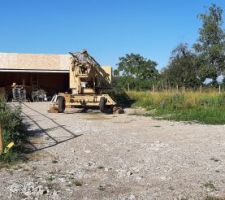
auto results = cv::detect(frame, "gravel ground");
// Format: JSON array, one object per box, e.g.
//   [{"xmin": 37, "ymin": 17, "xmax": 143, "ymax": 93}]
[{"xmin": 1, "ymin": 102, "xmax": 225, "ymax": 200}]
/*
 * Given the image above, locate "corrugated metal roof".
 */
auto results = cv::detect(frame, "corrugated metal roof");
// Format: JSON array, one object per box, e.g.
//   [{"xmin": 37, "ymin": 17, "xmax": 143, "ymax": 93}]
[{"xmin": 0, "ymin": 53, "xmax": 71, "ymax": 72}]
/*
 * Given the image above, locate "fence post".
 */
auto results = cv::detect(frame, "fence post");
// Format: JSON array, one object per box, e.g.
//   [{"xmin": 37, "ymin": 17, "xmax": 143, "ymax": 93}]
[
  {"xmin": 0, "ymin": 124, "xmax": 3, "ymax": 155},
  {"xmin": 219, "ymin": 85, "xmax": 221, "ymax": 94},
  {"xmin": 127, "ymin": 83, "xmax": 130, "ymax": 92}
]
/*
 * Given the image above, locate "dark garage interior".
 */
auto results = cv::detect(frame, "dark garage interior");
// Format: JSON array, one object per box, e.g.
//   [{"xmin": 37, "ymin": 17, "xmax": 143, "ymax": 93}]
[{"xmin": 0, "ymin": 72, "xmax": 69, "ymax": 100}]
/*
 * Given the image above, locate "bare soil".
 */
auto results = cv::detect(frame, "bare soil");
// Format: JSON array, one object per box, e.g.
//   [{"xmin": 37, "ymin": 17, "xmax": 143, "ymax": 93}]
[{"xmin": 1, "ymin": 102, "xmax": 225, "ymax": 200}]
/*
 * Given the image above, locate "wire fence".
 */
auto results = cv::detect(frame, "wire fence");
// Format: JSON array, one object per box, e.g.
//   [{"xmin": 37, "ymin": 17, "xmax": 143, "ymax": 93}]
[{"xmin": 127, "ymin": 85, "xmax": 225, "ymax": 94}]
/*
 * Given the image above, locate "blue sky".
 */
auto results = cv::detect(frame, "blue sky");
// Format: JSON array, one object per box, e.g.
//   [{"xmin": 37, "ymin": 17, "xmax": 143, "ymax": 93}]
[{"xmin": 0, "ymin": 0, "xmax": 225, "ymax": 70}]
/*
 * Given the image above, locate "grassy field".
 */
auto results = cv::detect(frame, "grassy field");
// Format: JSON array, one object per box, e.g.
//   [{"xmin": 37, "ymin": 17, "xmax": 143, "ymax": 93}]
[{"xmin": 128, "ymin": 91, "xmax": 225, "ymax": 125}]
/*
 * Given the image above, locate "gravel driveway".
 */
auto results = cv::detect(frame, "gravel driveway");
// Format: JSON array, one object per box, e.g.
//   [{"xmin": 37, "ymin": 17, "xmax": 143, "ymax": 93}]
[{"xmin": 1, "ymin": 102, "xmax": 225, "ymax": 200}]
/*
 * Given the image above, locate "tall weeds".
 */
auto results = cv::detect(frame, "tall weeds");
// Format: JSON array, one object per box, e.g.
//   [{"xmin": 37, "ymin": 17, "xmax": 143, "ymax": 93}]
[{"xmin": 128, "ymin": 91, "xmax": 225, "ymax": 124}]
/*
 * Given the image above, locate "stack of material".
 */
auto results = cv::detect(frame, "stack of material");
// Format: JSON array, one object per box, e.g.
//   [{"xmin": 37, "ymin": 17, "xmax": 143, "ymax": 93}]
[
  {"xmin": 12, "ymin": 85, "xmax": 27, "ymax": 102},
  {"xmin": 31, "ymin": 89, "xmax": 47, "ymax": 102}
]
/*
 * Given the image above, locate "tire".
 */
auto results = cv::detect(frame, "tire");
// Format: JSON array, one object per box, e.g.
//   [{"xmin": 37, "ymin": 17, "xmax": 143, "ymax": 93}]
[
  {"xmin": 99, "ymin": 97, "xmax": 113, "ymax": 114},
  {"xmin": 57, "ymin": 96, "xmax": 65, "ymax": 113},
  {"xmin": 99, "ymin": 97, "xmax": 106, "ymax": 113}
]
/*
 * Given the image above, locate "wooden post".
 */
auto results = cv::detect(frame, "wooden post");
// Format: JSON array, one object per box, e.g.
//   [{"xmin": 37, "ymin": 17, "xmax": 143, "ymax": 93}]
[
  {"xmin": 176, "ymin": 84, "xmax": 179, "ymax": 93},
  {"xmin": 127, "ymin": 83, "xmax": 130, "ymax": 92},
  {"xmin": 219, "ymin": 85, "xmax": 221, "ymax": 94},
  {"xmin": 0, "ymin": 124, "xmax": 3, "ymax": 155},
  {"xmin": 200, "ymin": 85, "xmax": 202, "ymax": 93},
  {"xmin": 152, "ymin": 85, "xmax": 155, "ymax": 92}
]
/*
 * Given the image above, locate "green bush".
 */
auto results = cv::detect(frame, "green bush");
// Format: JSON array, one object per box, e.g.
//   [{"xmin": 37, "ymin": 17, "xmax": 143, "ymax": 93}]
[{"xmin": 0, "ymin": 100, "xmax": 25, "ymax": 162}]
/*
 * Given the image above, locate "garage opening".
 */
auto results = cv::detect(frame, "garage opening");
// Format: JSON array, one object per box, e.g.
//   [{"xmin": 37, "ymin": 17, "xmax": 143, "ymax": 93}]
[{"xmin": 0, "ymin": 71, "xmax": 69, "ymax": 100}]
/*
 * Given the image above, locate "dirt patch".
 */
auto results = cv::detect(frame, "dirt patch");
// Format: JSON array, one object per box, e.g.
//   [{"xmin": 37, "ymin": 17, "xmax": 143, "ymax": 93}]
[{"xmin": 82, "ymin": 113, "xmax": 113, "ymax": 121}]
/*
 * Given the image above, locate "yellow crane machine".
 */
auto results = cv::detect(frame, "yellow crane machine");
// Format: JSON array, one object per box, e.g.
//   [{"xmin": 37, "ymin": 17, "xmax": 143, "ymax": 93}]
[{"xmin": 50, "ymin": 50, "xmax": 117, "ymax": 113}]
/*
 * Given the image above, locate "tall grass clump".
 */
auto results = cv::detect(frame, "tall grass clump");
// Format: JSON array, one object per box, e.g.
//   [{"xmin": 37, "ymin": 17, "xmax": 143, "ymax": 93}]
[
  {"xmin": 128, "ymin": 91, "xmax": 225, "ymax": 124},
  {"xmin": 0, "ymin": 100, "xmax": 26, "ymax": 163}
]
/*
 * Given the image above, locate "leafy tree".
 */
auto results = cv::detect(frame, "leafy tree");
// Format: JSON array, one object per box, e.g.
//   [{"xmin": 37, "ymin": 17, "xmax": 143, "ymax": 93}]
[
  {"xmin": 162, "ymin": 44, "xmax": 201, "ymax": 88},
  {"xmin": 193, "ymin": 4, "xmax": 225, "ymax": 84},
  {"xmin": 114, "ymin": 53, "xmax": 159, "ymax": 90}
]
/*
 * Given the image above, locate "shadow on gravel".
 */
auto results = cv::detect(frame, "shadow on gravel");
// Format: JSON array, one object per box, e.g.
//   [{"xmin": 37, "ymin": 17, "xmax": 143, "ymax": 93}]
[
  {"xmin": 112, "ymin": 91, "xmax": 135, "ymax": 108},
  {"xmin": 22, "ymin": 103, "xmax": 82, "ymax": 153}
]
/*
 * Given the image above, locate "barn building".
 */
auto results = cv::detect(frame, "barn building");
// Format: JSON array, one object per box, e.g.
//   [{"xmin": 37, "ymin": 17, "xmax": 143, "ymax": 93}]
[{"xmin": 0, "ymin": 53, "xmax": 71, "ymax": 99}]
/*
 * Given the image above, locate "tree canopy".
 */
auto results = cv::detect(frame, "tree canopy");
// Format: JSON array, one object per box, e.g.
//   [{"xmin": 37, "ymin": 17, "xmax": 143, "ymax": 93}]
[
  {"xmin": 193, "ymin": 4, "xmax": 225, "ymax": 84},
  {"xmin": 114, "ymin": 53, "xmax": 158, "ymax": 90},
  {"xmin": 162, "ymin": 44, "xmax": 201, "ymax": 88}
]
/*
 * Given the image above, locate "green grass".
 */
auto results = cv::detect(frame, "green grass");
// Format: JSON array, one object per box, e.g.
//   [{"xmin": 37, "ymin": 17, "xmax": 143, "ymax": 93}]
[{"xmin": 128, "ymin": 91, "xmax": 225, "ymax": 124}]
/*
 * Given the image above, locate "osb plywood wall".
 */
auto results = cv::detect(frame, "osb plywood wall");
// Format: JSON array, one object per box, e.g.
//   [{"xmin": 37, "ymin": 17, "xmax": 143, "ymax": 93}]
[{"xmin": 0, "ymin": 53, "xmax": 71, "ymax": 71}]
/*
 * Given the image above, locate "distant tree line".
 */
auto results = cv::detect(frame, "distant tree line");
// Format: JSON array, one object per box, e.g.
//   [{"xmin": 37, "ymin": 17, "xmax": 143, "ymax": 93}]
[{"xmin": 113, "ymin": 4, "xmax": 225, "ymax": 91}]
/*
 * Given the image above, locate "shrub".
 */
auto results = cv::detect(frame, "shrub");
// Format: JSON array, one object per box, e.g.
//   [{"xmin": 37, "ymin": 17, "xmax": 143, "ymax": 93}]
[{"xmin": 0, "ymin": 100, "xmax": 25, "ymax": 162}]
